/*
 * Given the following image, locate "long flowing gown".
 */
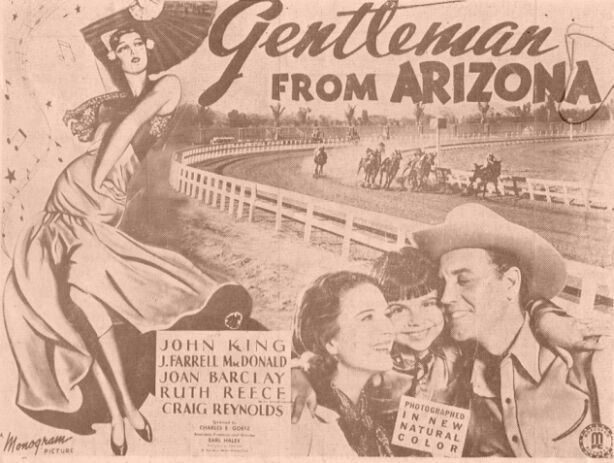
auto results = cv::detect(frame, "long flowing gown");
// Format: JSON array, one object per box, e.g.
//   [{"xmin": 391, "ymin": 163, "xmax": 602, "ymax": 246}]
[{"xmin": 3, "ymin": 84, "xmax": 252, "ymax": 430}]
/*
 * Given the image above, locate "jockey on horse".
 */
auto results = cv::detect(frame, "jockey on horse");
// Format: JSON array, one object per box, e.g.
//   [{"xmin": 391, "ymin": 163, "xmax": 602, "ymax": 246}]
[
  {"xmin": 313, "ymin": 145, "xmax": 328, "ymax": 178},
  {"xmin": 357, "ymin": 144, "xmax": 383, "ymax": 187},
  {"xmin": 379, "ymin": 149, "xmax": 403, "ymax": 189},
  {"xmin": 408, "ymin": 150, "xmax": 435, "ymax": 192},
  {"xmin": 401, "ymin": 149, "xmax": 422, "ymax": 190},
  {"xmin": 468, "ymin": 153, "xmax": 502, "ymax": 197}
]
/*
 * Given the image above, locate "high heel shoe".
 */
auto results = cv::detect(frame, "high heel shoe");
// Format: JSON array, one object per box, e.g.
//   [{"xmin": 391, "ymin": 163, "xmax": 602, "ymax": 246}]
[
  {"xmin": 134, "ymin": 414, "xmax": 153, "ymax": 443},
  {"xmin": 110, "ymin": 430, "xmax": 127, "ymax": 456}
]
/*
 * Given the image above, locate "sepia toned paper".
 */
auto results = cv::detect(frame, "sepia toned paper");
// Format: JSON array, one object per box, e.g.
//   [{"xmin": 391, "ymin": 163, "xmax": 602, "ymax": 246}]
[{"xmin": 1, "ymin": 0, "xmax": 613, "ymax": 459}]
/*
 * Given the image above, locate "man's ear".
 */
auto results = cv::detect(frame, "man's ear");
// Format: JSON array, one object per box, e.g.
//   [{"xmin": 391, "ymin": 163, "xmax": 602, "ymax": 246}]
[{"xmin": 503, "ymin": 266, "xmax": 522, "ymax": 299}]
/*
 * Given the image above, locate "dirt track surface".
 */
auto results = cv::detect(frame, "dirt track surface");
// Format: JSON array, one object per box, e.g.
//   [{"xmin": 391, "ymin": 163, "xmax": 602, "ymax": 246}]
[
  {"xmin": 199, "ymin": 146, "xmax": 613, "ymax": 267},
  {"xmin": 114, "ymin": 138, "xmax": 612, "ymax": 329},
  {"xmin": 118, "ymin": 142, "xmax": 374, "ymax": 330}
]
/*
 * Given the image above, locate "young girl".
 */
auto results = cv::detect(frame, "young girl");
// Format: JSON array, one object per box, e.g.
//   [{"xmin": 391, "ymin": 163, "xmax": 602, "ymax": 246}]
[{"xmin": 367, "ymin": 247, "xmax": 465, "ymax": 455}]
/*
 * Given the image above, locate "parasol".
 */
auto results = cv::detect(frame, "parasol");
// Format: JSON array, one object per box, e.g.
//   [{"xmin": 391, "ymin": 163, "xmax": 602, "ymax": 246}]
[{"xmin": 81, "ymin": 0, "xmax": 216, "ymax": 76}]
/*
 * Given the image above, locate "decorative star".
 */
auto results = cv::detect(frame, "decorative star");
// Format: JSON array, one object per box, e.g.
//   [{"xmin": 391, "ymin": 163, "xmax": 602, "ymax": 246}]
[
  {"xmin": 75, "ymin": 5, "xmax": 81, "ymax": 13},
  {"xmin": 5, "ymin": 169, "xmax": 16, "ymax": 184}
]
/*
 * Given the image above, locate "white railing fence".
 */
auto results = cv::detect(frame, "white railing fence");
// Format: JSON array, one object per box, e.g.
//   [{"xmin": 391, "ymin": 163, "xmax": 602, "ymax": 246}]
[
  {"xmin": 439, "ymin": 134, "xmax": 614, "ymax": 209},
  {"xmin": 179, "ymin": 131, "xmax": 614, "ymax": 211},
  {"xmin": 180, "ymin": 129, "xmax": 611, "ymax": 164},
  {"xmin": 442, "ymin": 170, "xmax": 614, "ymax": 210},
  {"xmin": 169, "ymin": 139, "xmax": 613, "ymax": 315}
]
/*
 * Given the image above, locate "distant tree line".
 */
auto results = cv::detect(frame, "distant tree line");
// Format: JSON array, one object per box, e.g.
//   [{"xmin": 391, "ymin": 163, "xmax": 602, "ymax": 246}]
[{"xmin": 173, "ymin": 96, "xmax": 613, "ymax": 135}]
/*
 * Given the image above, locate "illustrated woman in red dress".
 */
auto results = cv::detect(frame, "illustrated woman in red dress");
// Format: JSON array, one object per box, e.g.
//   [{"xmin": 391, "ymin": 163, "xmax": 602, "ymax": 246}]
[{"xmin": 3, "ymin": 1, "xmax": 256, "ymax": 456}]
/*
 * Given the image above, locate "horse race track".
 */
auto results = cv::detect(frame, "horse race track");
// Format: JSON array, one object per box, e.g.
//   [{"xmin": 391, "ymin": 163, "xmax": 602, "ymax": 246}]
[
  {"xmin": 109, "ymin": 137, "xmax": 613, "ymax": 327},
  {"xmin": 198, "ymin": 138, "xmax": 614, "ymax": 267}
]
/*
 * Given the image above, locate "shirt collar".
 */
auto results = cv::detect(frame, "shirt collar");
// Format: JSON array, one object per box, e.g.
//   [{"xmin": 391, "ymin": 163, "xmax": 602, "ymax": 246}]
[
  {"xmin": 471, "ymin": 356, "xmax": 497, "ymax": 398},
  {"xmin": 504, "ymin": 314, "xmax": 542, "ymax": 384},
  {"xmin": 471, "ymin": 315, "xmax": 542, "ymax": 397},
  {"xmin": 314, "ymin": 405, "xmax": 340, "ymax": 424}
]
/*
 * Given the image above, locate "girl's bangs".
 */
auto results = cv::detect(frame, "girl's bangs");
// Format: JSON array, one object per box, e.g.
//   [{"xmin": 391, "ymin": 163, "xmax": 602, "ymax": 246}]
[{"xmin": 382, "ymin": 282, "xmax": 437, "ymax": 303}]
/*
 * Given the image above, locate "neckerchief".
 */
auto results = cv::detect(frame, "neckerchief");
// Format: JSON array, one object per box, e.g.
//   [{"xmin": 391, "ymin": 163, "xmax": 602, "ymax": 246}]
[
  {"xmin": 391, "ymin": 344, "xmax": 435, "ymax": 397},
  {"xmin": 330, "ymin": 383, "xmax": 393, "ymax": 457}
]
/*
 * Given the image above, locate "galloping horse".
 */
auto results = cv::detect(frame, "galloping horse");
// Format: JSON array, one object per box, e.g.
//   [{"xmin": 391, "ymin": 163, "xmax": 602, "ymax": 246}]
[
  {"xmin": 400, "ymin": 153, "xmax": 421, "ymax": 190},
  {"xmin": 468, "ymin": 160, "xmax": 502, "ymax": 197},
  {"xmin": 357, "ymin": 148, "xmax": 381, "ymax": 187},
  {"xmin": 414, "ymin": 152, "xmax": 436, "ymax": 191},
  {"xmin": 378, "ymin": 150, "xmax": 403, "ymax": 189},
  {"xmin": 313, "ymin": 148, "xmax": 328, "ymax": 178}
]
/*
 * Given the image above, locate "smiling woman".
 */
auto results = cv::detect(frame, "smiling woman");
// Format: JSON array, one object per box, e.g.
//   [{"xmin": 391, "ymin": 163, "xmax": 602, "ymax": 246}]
[{"xmin": 291, "ymin": 271, "xmax": 394, "ymax": 456}]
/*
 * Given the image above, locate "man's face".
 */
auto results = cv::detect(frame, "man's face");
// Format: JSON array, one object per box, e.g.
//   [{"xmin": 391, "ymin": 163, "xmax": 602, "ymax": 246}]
[{"xmin": 438, "ymin": 248, "xmax": 512, "ymax": 344}]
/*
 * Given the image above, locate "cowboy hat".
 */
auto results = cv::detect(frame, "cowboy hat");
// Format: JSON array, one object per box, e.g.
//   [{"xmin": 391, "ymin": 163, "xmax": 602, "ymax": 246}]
[{"xmin": 413, "ymin": 203, "xmax": 567, "ymax": 300}]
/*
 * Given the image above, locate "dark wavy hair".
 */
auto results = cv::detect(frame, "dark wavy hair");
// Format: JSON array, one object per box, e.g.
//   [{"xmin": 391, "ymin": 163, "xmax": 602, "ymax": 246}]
[
  {"xmin": 107, "ymin": 26, "xmax": 151, "ymax": 92},
  {"xmin": 371, "ymin": 247, "xmax": 441, "ymax": 302},
  {"xmin": 292, "ymin": 271, "xmax": 379, "ymax": 395},
  {"xmin": 371, "ymin": 247, "xmax": 450, "ymax": 353}
]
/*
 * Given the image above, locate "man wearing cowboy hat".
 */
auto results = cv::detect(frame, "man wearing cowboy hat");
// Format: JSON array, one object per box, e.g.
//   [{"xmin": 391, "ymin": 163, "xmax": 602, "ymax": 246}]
[{"xmin": 414, "ymin": 203, "xmax": 612, "ymax": 457}]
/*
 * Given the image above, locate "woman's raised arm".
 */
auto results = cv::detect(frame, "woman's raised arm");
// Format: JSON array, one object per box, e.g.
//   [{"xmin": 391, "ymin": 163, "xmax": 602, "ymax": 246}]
[
  {"xmin": 92, "ymin": 75, "xmax": 181, "ymax": 193},
  {"xmin": 530, "ymin": 299, "xmax": 612, "ymax": 368}
]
